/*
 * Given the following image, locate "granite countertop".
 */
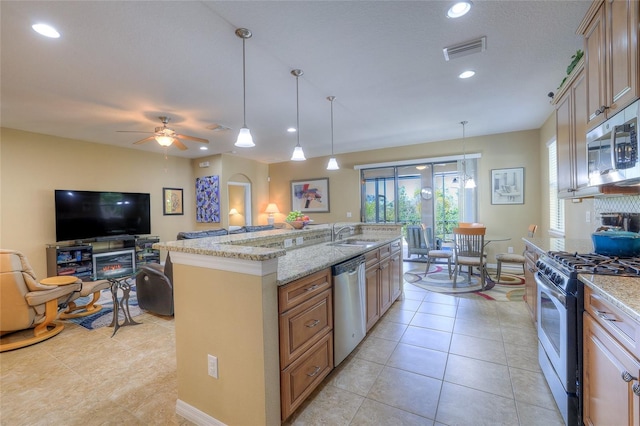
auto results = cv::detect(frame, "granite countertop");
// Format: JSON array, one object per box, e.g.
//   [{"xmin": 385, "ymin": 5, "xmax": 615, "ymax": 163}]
[
  {"xmin": 578, "ymin": 274, "xmax": 640, "ymax": 323},
  {"xmin": 154, "ymin": 227, "xmax": 401, "ymax": 286},
  {"xmin": 524, "ymin": 236, "xmax": 640, "ymax": 324}
]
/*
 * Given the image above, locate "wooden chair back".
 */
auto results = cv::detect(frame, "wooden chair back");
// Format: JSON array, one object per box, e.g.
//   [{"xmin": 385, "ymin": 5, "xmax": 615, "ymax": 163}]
[
  {"xmin": 527, "ymin": 224, "xmax": 538, "ymax": 237},
  {"xmin": 453, "ymin": 226, "xmax": 486, "ymax": 259},
  {"xmin": 458, "ymin": 222, "xmax": 485, "ymax": 228}
]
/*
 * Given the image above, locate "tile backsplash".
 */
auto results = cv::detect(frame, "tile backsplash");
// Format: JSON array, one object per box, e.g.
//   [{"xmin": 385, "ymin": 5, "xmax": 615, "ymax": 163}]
[{"xmin": 594, "ymin": 195, "xmax": 640, "ymax": 215}]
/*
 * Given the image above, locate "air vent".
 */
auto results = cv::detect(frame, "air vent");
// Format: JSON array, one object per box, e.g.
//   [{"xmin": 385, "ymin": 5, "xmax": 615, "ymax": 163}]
[
  {"xmin": 206, "ymin": 123, "xmax": 231, "ymax": 132},
  {"xmin": 443, "ymin": 36, "xmax": 487, "ymax": 61}
]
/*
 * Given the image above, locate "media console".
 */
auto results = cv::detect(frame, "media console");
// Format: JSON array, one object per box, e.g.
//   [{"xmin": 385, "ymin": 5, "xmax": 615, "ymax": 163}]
[{"xmin": 46, "ymin": 235, "xmax": 159, "ymax": 281}]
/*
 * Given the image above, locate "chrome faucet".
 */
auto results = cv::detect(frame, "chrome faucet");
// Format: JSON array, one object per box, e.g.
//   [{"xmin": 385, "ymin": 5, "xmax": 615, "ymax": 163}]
[{"xmin": 332, "ymin": 224, "xmax": 354, "ymax": 241}]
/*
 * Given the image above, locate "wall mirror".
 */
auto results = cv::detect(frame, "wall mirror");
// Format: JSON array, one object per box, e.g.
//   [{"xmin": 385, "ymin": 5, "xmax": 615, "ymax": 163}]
[{"xmin": 228, "ymin": 175, "xmax": 252, "ymax": 227}]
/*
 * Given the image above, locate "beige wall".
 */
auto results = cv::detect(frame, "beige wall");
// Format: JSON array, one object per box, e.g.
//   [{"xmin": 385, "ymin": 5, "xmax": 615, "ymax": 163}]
[
  {"xmin": 0, "ymin": 128, "xmax": 269, "ymax": 278},
  {"xmin": 268, "ymin": 129, "xmax": 543, "ymax": 260}
]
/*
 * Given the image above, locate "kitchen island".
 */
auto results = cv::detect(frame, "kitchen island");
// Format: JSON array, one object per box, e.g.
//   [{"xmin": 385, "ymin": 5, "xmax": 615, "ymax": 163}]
[{"xmin": 154, "ymin": 223, "xmax": 402, "ymax": 425}]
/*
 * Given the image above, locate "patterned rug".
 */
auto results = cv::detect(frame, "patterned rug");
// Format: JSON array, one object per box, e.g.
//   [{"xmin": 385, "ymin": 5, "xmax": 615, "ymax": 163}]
[
  {"xmin": 64, "ymin": 285, "xmax": 142, "ymax": 330},
  {"xmin": 403, "ymin": 265, "xmax": 525, "ymax": 301}
]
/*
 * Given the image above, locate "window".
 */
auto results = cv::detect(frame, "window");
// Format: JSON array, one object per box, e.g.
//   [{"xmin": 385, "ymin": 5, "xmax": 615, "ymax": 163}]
[{"xmin": 548, "ymin": 139, "xmax": 565, "ymax": 236}]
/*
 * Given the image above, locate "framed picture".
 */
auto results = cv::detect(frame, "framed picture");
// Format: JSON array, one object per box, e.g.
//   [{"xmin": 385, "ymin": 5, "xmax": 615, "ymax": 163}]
[
  {"xmin": 291, "ymin": 178, "xmax": 330, "ymax": 213},
  {"xmin": 491, "ymin": 167, "xmax": 524, "ymax": 205},
  {"xmin": 163, "ymin": 187, "xmax": 184, "ymax": 215}
]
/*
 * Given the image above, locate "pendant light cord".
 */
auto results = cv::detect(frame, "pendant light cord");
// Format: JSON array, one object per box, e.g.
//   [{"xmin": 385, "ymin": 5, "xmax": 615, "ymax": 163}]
[
  {"xmin": 295, "ymin": 74, "xmax": 300, "ymax": 147},
  {"xmin": 242, "ymin": 37, "xmax": 247, "ymax": 128},
  {"xmin": 330, "ymin": 98, "xmax": 334, "ymax": 155}
]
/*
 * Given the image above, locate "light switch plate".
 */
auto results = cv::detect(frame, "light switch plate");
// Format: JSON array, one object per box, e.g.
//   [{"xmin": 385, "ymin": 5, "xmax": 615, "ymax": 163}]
[
  {"xmin": 208, "ymin": 354, "xmax": 218, "ymax": 378},
  {"xmin": 284, "ymin": 239, "xmax": 293, "ymax": 248},
  {"xmin": 296, "ymin": 237, "xmax": 303, "ymax": 245}
]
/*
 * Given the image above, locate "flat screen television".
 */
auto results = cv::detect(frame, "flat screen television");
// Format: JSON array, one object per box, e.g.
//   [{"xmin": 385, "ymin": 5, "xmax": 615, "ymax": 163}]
[{"xmin": 55, "ymin": 190, "xmax": 151, "ymax": 242}]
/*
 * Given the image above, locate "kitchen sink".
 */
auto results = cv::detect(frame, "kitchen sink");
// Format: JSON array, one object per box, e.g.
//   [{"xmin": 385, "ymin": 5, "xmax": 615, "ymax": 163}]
[{"xmin": 328, "ymin": 239, "xmax": 378, "ymax": 248}]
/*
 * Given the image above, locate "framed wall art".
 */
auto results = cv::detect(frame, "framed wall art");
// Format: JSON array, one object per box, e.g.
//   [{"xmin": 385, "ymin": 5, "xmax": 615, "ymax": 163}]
[
  {"xmin": 491, "ymin": 167, "xmax": 524, "ymax": 205},
  {"xmin": 163, "ymin": 187, "xmax": 184, "ymax": 215},
  {"xmin": 291, "ymin": 178, "xmax": 330, "ymax": 213},
  {"xmin": 196, "ymin": 175, "xmax": 221, "ymax": 222}
]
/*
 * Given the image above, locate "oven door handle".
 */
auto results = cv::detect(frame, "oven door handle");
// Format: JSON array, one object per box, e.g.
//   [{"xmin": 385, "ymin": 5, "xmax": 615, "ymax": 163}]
[{"xmin": 535, "ymin": 273, "xmax": 566, "ymax": 307}]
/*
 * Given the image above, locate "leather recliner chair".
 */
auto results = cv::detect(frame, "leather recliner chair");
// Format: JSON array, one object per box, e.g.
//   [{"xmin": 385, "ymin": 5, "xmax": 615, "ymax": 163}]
[
  {"xmin": 136, "ymin": 254, "xmax": 174, "ymax": 316},
  {"xmin": 0, "ymin": 249, "xmax": 83, "ymax": 352}
]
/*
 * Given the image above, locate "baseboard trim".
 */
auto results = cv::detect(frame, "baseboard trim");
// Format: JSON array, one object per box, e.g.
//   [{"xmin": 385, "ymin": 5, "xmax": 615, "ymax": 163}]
[{"xmin": 176, "ymin": 399, "xmax": 226, "ymax": 426}]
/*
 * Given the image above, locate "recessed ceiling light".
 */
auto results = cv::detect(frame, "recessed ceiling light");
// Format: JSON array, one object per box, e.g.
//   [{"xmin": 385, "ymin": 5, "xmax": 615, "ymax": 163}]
[
  {"xmin": 447, "ymin": 1, "xmax": 472, "ymax": 18},
  {"xmin": 199, "ymin": 146, "xmax": 208, "ymax": 150},
  {"xmin": 459, "ymin": 70, "xmax": 475, "ymax": 79},
  {"xmin": 287, "ymin": 127, "xmax": 296, "ymax": 133},
  {"xmin": 32, "ymin": 23, "xmax": 60, "ymax": 38}
]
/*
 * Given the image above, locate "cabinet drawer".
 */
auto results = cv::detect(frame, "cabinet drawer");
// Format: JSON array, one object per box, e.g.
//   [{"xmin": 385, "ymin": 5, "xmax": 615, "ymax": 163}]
[
  {"xmin": 281, "ymin": 331, "xmax": 333, "ymax": 420},
  {"xmin": 278, "ymin": 268, "xmax": 331, "ymax": 313},
  {"xmin": 365, "ymin": 248, "xmax": 380, "ymax": 268},
  {"xmin": 378, "ymin": 243, "xmax": 391, "ymax": 259},
  {"xmin": 390, "ymin": 238, "xmax": 402, "ymax": 253},
  {"xmin": 584, "ymin": 286, "xmax": 640, "ymax": 358},
  {"xmin": 279, "ymin": 288, "xmax": 333, "ymax": 368}
]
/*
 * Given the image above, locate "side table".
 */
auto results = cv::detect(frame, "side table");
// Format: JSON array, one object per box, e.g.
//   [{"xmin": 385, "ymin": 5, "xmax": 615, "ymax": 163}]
[{"xmin": 107, "ymin": 272, "xmax": 141, "ymax": 337}]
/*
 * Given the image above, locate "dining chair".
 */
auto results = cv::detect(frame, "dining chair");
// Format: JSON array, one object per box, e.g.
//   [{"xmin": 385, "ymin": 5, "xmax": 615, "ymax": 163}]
[
  {"xmin": 452, "ymin": 226, "xmax": 487, "ymax": 289},
  {"xmin": 421, "ymin": 224, "xmax": 452, "ymax": 278},
  {"xmin": 495, "ymin": 224, "xmax": 537, "ymax": 281},
  {"xmin": 458, "ymin": 222, "xmax": 485, "ymax": 228}
]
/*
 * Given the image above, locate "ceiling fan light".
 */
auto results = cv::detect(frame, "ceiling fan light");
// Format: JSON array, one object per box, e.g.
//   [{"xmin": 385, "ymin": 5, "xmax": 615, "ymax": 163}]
[
  {"xmin": 327, "ymin": 157, "xmax": 339, "ymax": 170},
  {"xmin": 155, "ymin": 135, "xmax": 175, "ymax": 147},
  {"xmin": 291, "ymin": 145, "xmax": 306, "ymax": 161},
  {"xmin": 235, "ymin": 127, "xmax": 255, "ymax": 147}
]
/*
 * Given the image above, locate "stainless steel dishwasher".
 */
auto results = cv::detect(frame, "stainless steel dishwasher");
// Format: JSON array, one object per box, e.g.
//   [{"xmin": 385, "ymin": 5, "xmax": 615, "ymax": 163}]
[{"xmin": 332, "ymin": 254, "xmax": 366, "ymax": 366}]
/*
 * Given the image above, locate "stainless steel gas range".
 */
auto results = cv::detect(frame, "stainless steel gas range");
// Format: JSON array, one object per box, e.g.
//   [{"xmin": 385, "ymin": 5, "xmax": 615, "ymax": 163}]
[{"xmin": 536, "ymin": 251, "xmax": 640, "ymax": 426}]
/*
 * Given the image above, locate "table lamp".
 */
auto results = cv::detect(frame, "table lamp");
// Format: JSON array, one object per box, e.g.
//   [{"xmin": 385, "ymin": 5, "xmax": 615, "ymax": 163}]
[{"xmin": 265, "ymin": 203, "xmax": 279, "ymax": 225}]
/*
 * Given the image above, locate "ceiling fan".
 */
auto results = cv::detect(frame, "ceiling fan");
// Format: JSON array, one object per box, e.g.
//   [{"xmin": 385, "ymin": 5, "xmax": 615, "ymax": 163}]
[{"xmin": 118, "ymin": 116, "xmax": 209, "ymax": 150}]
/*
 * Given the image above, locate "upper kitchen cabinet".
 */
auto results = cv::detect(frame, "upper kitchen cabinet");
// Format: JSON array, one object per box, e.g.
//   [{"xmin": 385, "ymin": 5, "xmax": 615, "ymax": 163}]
[
  {"xmin": 579, "ymin": 0, "xmax": 639, "ymax": 130},
  {"xmin": 555, "ymin": 61, "xmax": 590, "ymax": 198}
]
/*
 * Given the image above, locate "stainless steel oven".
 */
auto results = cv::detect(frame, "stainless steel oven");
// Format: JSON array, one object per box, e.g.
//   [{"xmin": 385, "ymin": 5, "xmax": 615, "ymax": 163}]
[{"xmin": 535, "ymin": 255, "xmax": 579, "ymax": 426}]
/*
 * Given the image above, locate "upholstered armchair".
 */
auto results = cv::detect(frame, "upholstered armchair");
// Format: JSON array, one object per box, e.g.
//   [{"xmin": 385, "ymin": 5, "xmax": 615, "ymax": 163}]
[
  {"xmin": 136, "ymin": 254, "xmax": 174, "ymax": 316},
  {"xmin": 406, "ymin": 225, "xmax": 429, "ymax": 259},
  {"xmin": 0, "ymin": 249, "xmax": 82, "ymax": 352}
]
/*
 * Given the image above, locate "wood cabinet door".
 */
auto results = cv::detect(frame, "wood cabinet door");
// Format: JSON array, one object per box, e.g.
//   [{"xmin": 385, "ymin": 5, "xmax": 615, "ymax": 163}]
[
  {"xmin": 556, "ymin": 88, "xmax": 574, "ymax": 195},
  {"xmin": 379, "ymin": 257, "xmax": 393, "ymax": 315},
  {"xmin": 584, "ymin": 3, "xmax": 607, "ymax": 129},
  {"xmin": 572, "ymin": 68, "xmax": 589, "ymax": 191},
  {"xmin": 583, "ymin": 313, "xmax": 640, "ymax": 426},
  {"xmin": 390, "ymin": 250, "xmax": 402, "ymax": 302},
  {"xmin": 523, "ymin": 247, "xmax": 538, "ymax": 322},
  {"xmin": 365, "ymin": 264, "xmax": 380, "ymax": 331},
  {"xmin": 607, "ymin": 0, "xmax": 638, "ymax": 114}
]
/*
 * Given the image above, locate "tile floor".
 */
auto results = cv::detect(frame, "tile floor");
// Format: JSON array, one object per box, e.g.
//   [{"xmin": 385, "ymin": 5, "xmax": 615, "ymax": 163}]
[{"xmin": 0, "ymin": 261, "xmax": 563, "ymax": 425}]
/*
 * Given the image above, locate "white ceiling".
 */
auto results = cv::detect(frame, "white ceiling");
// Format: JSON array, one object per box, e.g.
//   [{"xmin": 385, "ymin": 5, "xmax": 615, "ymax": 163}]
[{"xmin": 0, "ymin": 1, "xmax": 591, "ymax": 163}]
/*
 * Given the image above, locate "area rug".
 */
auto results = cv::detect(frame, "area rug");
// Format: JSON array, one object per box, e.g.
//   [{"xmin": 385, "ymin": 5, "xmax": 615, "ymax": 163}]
[
  {"xmin": 403, "ymin": 265, "xmax": 525, "ymax": 301},
  {"xmin": 65, "ymin": 285, "xmax": 142, "ymax": 331}
]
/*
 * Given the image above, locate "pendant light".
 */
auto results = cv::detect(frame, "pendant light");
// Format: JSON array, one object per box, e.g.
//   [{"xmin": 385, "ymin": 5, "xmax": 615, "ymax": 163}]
[
  {"xmin": 326, "ymin": 96, "xmax": 339, "ymax": 170},
  {"xmin": 290, "ymin": 69, "xmax": 306, "ymax": 161},
  {"xmin": 234, "ymin": 28, "xmax": 255, "ymax": 148},
  {"xmin": 460, "ymin": 120, "xmax": 476, "ymax": 188}
]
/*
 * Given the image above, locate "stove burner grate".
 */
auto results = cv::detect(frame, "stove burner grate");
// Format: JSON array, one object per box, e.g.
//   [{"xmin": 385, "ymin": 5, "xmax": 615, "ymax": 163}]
[{"xmin": 547, "ymin": 251, "xmax": 640, "ymax": 276}]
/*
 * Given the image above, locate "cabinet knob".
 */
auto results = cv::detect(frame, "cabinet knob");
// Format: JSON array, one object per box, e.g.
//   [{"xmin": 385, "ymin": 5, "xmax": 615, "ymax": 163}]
[
  {"xmin": 621, "ymin": 371, "xmax": 637, "ymax": 382},
  {"xmin": 595, "ymin": 105, "xmax": 610, "ymax": 116}
]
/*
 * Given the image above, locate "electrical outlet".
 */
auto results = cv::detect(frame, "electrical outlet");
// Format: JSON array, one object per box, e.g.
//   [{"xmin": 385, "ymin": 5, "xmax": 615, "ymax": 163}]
[
  {"xmin": 507, "ymin": 246, "xmax": 514, "ymax": 254},
  {"xmin": 586, "ymin": 211, "xmax": 591, "ymax": 223},
  {"xmin": 208, "ymin": 354, "xmax": 218, "ymax": 378},
  {"xmin": 284, "ymin": 239, "xmax": 293, "ymax": 248},
  {"xmin": 346, "ymin": 212, "xmax": 352, "ymax": 218},
  {"xmin": 296, "ymin": 236, "xmax": 303, "ymax": 245}
]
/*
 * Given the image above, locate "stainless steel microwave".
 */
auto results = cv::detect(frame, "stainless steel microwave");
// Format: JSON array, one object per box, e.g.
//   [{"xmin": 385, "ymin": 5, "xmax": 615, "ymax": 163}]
[{"xmin": 587, "ymin": 100, "xmax": 639, "ymax": 187}]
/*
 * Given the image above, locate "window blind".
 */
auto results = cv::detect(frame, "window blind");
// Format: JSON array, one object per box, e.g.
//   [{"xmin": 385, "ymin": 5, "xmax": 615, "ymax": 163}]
[{"xmin": 548, "ymin": 140, "xmax": 565, "ymax": 235}]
